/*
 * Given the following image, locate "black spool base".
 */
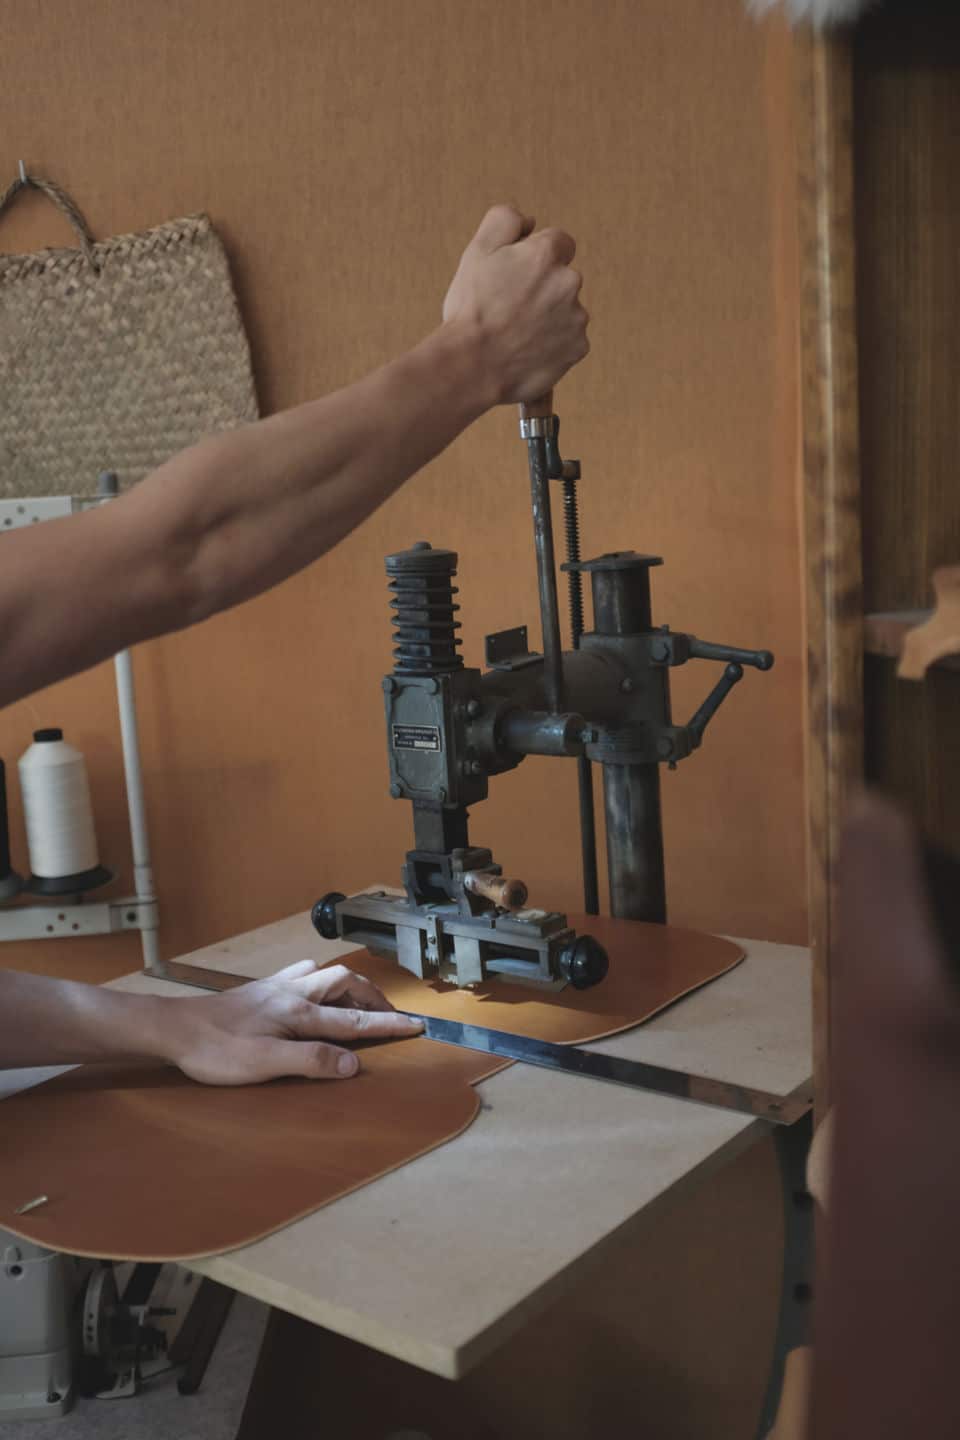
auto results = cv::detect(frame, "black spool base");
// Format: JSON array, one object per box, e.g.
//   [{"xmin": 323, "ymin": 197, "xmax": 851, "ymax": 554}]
[
  {"xmin": 26, "ymin": 865, "xmax": 114, "ymax": 897},
  {"xmin": 0, "ymin": 870, "xmax": 24, "ymax": 904}
]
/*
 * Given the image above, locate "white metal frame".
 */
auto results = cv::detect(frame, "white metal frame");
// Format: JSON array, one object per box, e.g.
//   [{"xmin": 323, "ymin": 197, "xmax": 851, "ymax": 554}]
[{"xmin": 0, "ymin": 493, "xmax": 159, "ymax": 968}]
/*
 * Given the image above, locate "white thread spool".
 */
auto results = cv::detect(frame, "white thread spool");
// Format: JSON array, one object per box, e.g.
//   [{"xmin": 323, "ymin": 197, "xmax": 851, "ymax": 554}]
[{"xmin": 18, "ymin": 729, "xmax": 109, "ymax": 892}]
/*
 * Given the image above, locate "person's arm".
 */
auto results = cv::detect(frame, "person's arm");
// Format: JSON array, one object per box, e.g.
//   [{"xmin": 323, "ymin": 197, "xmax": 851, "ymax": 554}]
[
  {"xmin": 0, "ymin": 204, "xmax": 588, "ymax": 709},
  {"xmin": 809, "ymin": 799, "xmax": 960, "ymax": 1437},
  {"xmin": 0, "ymin": 960, "xmax": 423, "ymax": 1083}
]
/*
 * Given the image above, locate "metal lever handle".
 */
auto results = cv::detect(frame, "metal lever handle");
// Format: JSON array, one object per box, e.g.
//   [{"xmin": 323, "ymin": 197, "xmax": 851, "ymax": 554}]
[
  {"xmin": 687, "ymin": 662, "xmax": 744, "ymax": 748},
  {"xmin": 689, "ymin": 638, "xmax": 774, "ymax": 671},
  {"xmin": 519, "ymin": 395, "xmax": 564, "ymax": 713}
]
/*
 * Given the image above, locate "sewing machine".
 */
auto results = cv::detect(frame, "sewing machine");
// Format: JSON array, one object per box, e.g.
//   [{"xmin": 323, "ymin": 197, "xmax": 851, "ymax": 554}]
[{"xmin": 314, "ymin": 395, "xmax": 774, "ymax": 990}]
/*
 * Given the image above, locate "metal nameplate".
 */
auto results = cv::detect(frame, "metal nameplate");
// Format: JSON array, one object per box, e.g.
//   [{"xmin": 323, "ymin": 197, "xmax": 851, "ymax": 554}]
[{"xmin": 392, "ymin": 724, "xmax": 441, "ymax": 752}]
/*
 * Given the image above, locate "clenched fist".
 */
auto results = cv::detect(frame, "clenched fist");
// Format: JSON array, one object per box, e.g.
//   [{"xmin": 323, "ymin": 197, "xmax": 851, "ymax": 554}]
[{"xmin": 442, "ymin": 204, "xmax": 590, "ymax": 406}]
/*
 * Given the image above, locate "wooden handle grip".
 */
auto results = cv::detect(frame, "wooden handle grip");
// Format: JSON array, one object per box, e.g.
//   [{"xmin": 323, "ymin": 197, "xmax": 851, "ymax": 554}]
[
  {"xmin": 519, "ymin": 391, "xmax": 555, "ymax": 422},
  {"xmin": 464, "ymin": 871, "xmax": 529, "ymax": 911}
]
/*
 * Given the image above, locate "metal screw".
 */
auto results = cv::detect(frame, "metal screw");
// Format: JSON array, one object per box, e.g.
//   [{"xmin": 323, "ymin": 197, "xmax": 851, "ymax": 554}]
[
  {"xmin": 466, "ymin": 699, "xmax": 482, "ymax": 719},
  {"xmin": 651, "ymin": 641, "xmax": 670, "ymax": 662},
  {"xmin": 620, "ymin": 677, "xmax": 634, "ymax": 694},
  {"xmin": 15, "ymin": 1195, "xmax": 48, "ymax": 1217},
  {"xmin": 470, "ymin": 760, "xmax": 483, "ymax": 775},
  {"xmin": 389, "ymin": 783, "xmax": 403, "ymax": 798}
]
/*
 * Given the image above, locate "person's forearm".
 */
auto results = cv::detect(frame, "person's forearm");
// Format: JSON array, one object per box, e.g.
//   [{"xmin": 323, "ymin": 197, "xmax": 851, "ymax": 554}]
[
  {"xmin": 0, "ymin": 205, "xmax": 588, "ymax": 708},
  {"xmin": 139, "ymin": 318, "xmax": 497, "ymax": 618},
  {"xmin": 0, "ymin": 970, "xmax": 173, "ymax": 1069},
  {"xmin": 0, "ymin": 960, "xmax": 425, "ymax": 1085},
  {"xmin": 0, "ymin": 321, "xmax": 494, "ymax": 708}
]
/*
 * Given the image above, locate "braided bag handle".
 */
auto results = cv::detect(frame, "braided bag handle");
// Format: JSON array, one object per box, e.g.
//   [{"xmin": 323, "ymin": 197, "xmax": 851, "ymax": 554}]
[{"xmin": 0, "ymin": 170, "xmax": 100, "ymax": 272}]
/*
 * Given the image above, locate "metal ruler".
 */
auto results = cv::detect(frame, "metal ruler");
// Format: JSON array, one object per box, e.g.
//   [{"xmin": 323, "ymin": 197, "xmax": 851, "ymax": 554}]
[
  {"xmin": 146, "ymin": 962, "xmax": 809, "ymax": 1126},
  {"xmin": 407, "ymin": 1014, "xmax": 811, "ymax": 1126}
]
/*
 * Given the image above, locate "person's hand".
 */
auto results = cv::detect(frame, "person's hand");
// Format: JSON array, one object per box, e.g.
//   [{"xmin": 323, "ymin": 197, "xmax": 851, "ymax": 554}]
[
  {"xmin": 165, "ymin": 959, "xmax": 423, "ymax": 1085},
  {"xmin": 442, "ymin": 204, "xmax": 590, "ymax": 405}
]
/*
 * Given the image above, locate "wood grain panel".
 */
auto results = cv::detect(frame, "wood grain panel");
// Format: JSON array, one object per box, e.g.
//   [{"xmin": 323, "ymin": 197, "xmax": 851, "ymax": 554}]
[
  {"xmin": 794, "ymin": 32, "xmax": 863, "ymax": 1117},
  {"xmin": 855, "ymin": 5, "xmax": 960, "ymax": 612},
  {"xmin": 854, "ymin": 5, "xmax": 960, "ymax": 860},
  {"xmin": 0, "ymin": 1, "xmax": 805, "ymax": 991}
]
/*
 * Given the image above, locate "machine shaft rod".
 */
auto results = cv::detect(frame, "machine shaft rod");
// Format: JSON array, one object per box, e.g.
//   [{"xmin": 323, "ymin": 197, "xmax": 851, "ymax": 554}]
[
  {"xmin": 526, "ymin": 434, "xmax": 565, "ymax": 714},
  {"xmin": 563, "ymin": 474, "xmax": 599, "ymax": 916},
  {"xmin": 602, "ymin": 762, "xmax": 667, "ymax": 923},
  {"xmin": 577, "ymin": 756, "xmax": 600, "ymax": 916}
]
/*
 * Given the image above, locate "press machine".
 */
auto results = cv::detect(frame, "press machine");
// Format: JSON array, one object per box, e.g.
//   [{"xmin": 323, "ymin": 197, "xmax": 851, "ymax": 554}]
[{"xmin": 315, "ymin": 395, "xmax": 773, "ymax": 990}]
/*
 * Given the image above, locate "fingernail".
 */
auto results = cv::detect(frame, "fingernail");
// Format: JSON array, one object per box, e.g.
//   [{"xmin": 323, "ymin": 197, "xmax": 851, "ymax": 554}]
[
  {"xmin": 405, "ymin": 1015, "xmax": 425, "ymax": 1030},
  {"xmin": 337, "ymin": 1053, "xmax": 359, "ymax": 1077}
]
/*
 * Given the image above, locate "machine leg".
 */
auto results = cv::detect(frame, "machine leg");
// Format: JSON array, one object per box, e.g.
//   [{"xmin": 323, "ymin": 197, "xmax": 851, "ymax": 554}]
[
  {"xmin": 754, "ymin": 1112, "xmax": 815, "ymax": 1439},
  {"xmin": 602, "ymin": 762, "xmax": 666, "ymax": 922},
  {"xmin": 170, "ymin": 1277, "xmax": 235, "ymax": 1396}
]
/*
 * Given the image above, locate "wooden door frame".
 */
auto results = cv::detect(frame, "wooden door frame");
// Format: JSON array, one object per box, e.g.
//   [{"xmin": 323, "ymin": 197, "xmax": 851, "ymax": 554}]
[{"xmin": 795, "ymin": 30, "xmax": 864, "ymax": 1116}]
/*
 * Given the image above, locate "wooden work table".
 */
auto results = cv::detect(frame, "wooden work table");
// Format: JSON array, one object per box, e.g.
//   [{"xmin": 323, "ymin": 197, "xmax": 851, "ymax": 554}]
[{"xmin": 1, "ymin": 913, "xmax": 811, "ymax": 1383}]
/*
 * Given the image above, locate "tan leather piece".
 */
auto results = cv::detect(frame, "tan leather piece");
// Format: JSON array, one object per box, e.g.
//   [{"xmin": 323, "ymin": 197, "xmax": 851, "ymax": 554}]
[
  {"xmin": 0, "ymin": 919, "xmax": 742, "ymax": 1261},
  {"xmin": 348, "ymin": 915, "xmax": 745, "ymax": 1044},
  {"xmin": 0, "ymin": 1039, "xmax": 504, "ymax": 1262}
]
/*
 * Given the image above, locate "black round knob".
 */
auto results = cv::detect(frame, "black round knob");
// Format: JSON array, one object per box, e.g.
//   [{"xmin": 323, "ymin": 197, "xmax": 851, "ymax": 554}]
[
  {"xmin": 311, "ymin": 892, "xmax": 346, "ymax": 940},
  {"xmin": 558, "ymin": 934, "xmax": 609, "ymax": 990}
]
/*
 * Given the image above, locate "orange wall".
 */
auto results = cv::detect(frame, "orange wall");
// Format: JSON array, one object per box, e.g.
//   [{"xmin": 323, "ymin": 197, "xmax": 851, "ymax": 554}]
[
  {"xmin": 0, "ymin": 6, "xmax": 801, "ymax": 1431},
  {"xmin": 0, "ymin": 0, "xmax": 804, "ymax": 984}
]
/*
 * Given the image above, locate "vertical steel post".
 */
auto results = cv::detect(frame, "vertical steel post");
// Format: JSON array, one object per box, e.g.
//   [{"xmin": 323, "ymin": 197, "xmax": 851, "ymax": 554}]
[{"xmin": 590, "ymin": 558, "xmax": 668, "ymax": 922}]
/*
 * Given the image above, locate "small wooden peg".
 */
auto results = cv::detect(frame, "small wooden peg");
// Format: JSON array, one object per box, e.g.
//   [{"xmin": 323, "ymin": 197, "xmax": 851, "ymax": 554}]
[{"xmin": 899, "ymin": 566, "xmax": 960, "ymax": 679}]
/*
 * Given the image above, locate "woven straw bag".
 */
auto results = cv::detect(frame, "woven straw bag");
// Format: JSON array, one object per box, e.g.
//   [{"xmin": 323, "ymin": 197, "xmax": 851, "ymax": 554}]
[{"xmin": 0, "ymin": 172, "xmax": 259, "ymax": 498}]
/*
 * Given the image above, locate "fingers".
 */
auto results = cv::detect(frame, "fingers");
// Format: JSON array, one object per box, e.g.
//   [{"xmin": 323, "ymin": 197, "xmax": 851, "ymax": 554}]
[
  {"xmin": 245, "ymin": 1037, "xmax": 362, "ymax": 1081},
  {"xmin": 292, "ymin": 963, "xmax": 397, "ymax": 1013},
  {"xmin": 472, "ymin": 203, "xmax": 535, "ymax": 254},
  {"xmin": 288, "ymin": 1002, "xmax": 424, "ymax": 1044},
  {"xmin": 531, "ymin": 225, "xmax": 577, "ymax": 268},
  {"xmin": 270, "ymin": 958, "xmax": 322, "ymax": 981}
]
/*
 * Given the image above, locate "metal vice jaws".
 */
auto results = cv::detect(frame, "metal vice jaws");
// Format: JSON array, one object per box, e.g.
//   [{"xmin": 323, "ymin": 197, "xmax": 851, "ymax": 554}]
[{"xmin": 315, "ymin": 401, "xmax": 774, "ymax": 992}]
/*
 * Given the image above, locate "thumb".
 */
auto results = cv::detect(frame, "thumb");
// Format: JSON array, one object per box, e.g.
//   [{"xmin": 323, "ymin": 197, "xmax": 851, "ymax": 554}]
[
  {"xmin": 247, "ymin": 1037, "xmax": 360, "ymax": 1082},
  {"xmin": 472, "ymin": 203, "xmax": 535, "ymax": 254}
]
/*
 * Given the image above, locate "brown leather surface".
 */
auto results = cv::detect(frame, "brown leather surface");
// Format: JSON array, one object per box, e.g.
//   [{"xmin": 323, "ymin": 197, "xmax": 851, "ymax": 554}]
[
  {"xmin": 0, "ymin": 920, "xmax": 742, "ymax": 1261},
  {"xmin": 348, "ymin": 915, "xmax": 744, "ymax": 1043},
  {"xmin": 0, "ymin": 1039, "xmax": 504, "ymax": 1262}
]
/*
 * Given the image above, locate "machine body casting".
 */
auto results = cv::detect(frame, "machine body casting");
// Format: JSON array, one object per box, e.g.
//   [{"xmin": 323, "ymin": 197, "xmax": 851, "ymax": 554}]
[{"xmin": 315, "ymin": 400, "xmax": 773, "ymax": 990}]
